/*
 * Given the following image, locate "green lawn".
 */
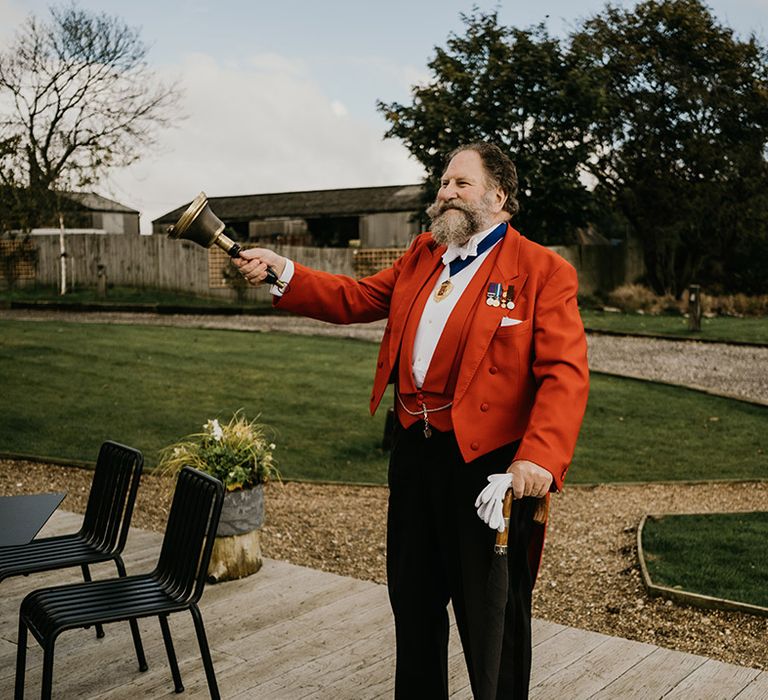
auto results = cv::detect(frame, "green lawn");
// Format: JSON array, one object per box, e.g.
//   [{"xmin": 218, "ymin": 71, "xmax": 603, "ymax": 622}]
[
  {"xmin": 580, "ymin": 308, "xmax": 768, "ymax": 345},
  {"xmin": 641, "ymin": 512, "xmax": 768, "ymax": 608},
  {"xmin": 570, "ymin": 373, "xmax": 766, "ymax": 484},
  {"xmin": 0, "ymin": 320, "xmax": 390, "ymax": 483},
  {"xmin": 0, "ymin": 320, "xmax": 765, "ymax": 484}
]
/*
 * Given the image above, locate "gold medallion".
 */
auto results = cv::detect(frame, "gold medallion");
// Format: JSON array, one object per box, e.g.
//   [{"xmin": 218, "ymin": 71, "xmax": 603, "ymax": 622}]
[{"xmin": 434, "ymin": 279, "xmax": 454, "ymax": 302}]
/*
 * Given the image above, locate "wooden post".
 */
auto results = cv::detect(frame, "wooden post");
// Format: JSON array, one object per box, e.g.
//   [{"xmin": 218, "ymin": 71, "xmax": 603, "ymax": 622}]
[
  {"xmin": 688, "ymin": 284, "xmax": 702, "ymax": 332},
  {"xmin": 96, "ymin": 264, "xmax": 107, "ymax": 298},
  {"xmin": 207, "ymin": 486, "xmax": 265, "ymax": 582},
  {"xmin": 58, "ymin": 215, "xmax": 67, "ymax": 296}
]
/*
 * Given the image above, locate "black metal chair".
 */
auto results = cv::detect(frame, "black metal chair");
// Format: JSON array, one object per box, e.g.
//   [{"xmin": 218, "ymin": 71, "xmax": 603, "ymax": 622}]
[
  {"xmin": 15, "ymin": 466, "xmax": 225, "ymax": 700},
  {"xmin": 0, "ymin": 440, "xmax": 144, "ymax": 650}
]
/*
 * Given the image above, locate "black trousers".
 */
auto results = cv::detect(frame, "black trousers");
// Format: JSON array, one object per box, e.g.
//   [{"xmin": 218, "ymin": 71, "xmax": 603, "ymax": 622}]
[{"xmin": 387, "ymin": 420, "xmax": 537, "ymax": 700}]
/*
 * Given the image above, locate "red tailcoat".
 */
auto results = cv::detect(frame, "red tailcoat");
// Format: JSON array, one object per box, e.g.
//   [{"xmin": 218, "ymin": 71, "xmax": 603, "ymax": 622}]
[{"xmin": 274, "ymin": 224, "xmax": 589, "ymax": 493}]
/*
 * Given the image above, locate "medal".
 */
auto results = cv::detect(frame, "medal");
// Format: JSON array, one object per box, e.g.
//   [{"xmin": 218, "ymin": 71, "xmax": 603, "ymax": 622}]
[
  {"xmin": 486, "ymin": 282, "xmax": 502, "ymax": 307},
  {"xmin": 434, "ymin": 279, "xmax": 454, "ymax": 302},
  {"xmin": 505, "ymin": 285, "xmax": 516, "ymax": 309}
]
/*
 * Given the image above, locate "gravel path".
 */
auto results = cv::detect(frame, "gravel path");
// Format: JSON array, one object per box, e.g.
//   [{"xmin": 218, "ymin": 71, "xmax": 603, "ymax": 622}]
[
  {"xmin": 1, "ymin": 308, "xmax": 765, "ymax": 402},
  {"xmin": 586, "ymin": 333, "xmax": 768, "ymax": 405},
  {"xmin": 1, "ymin": 460, "xmax": 766, "ymax": 671}
]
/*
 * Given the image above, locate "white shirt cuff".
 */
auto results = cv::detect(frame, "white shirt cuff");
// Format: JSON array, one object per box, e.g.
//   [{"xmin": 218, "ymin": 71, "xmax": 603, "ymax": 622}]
[{"xmin": 270, "ymin": 258, "xmax": 294, "ymax": 297}]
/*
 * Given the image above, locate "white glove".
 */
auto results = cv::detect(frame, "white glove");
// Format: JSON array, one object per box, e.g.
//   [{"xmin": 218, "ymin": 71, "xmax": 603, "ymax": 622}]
[{"xmin": 474, "ymin": 473, "xmax": 513, "ymax": 532}]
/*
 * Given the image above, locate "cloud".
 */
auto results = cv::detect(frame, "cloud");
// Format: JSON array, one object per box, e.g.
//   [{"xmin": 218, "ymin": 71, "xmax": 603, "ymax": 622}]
[
  {"xmin": 330, "ymin": 100, "xmax": 348, "ymax": 118},
  {"xmin": 104, "ymin": 51, "xmax": 425, "ymax": 233},
  {"xmin": 0, "ymin": 0, "xmax": 26, "ymax": 47}
]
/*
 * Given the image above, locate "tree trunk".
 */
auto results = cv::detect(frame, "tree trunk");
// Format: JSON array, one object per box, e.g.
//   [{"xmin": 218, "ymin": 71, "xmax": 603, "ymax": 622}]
[
  {"xmin": 207, "ymin": 530, "xmax": 263, "ymax": 583},
  {"xmin": 206, "ymin": 485, "xmax": 265, "ymax": 583}
]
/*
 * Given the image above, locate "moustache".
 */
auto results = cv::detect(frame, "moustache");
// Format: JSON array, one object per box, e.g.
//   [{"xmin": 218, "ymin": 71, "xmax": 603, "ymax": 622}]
[{"xmin": 427, "ymin": 200, "xmax": 472, "ymax": 219}]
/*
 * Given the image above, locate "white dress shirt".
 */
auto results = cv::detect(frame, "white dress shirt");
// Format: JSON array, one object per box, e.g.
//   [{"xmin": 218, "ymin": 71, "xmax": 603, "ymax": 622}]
[
  {"xmin": 270, "ymin": 258, "xmax": 295, "ymax": 296},
  {"xmin": 411, "ymin": 223, "xmax": 501, "ymax": 388}
]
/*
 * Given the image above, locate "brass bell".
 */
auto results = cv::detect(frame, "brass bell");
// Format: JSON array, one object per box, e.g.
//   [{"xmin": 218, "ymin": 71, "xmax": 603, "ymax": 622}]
[
  {"xmin": 168, "ymin": 192, "xmax": 285, "ymax": 290},
  {"xmin": 167, "ymin": 192, "xmax": 241, "ymax": 257}
]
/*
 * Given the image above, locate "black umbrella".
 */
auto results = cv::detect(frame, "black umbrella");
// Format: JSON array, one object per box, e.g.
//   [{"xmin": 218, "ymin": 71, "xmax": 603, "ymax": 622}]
[
  {"xmin": 477, "ymin": 491, "xmax": 550, "ymax": 700},
  {"xmin": 477, "ymin": 487, "xmax": 514, "ymax": 700}
]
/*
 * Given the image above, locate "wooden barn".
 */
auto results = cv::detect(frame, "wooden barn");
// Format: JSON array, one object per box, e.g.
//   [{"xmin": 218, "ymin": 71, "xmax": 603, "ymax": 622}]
[
  {"xmin": 58, "ymin": 192, "xmax": 141, "ymax": 235},
  {"xmin": 1, "ymin": 190, "xmax": 140, "ymax": 236},
  {"xmin": 21, "ymin": 192, "xmax": 141, "ymax": 236},
  {"xmin": 152, "ymin": 184, "xmax": 426, "ymax": 248}
]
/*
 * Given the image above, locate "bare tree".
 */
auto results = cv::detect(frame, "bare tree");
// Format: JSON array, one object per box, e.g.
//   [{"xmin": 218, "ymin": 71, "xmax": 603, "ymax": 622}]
[{"xmin": 0, "ymin": 3, "xmax": 181, "ymax": 225}]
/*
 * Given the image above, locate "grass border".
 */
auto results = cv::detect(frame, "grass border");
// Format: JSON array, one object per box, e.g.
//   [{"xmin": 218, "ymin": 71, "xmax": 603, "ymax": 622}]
[
  {"xmin": 4, "ymin": 299, "xmax": 286, "ymax": 316},
  {"xmin": 637, "ymin": 513, "xmax": 768, "ymax": 618},
  {"xmin": 0, "ymin": 450, "xmax": 95, "ymax": 470},
  {"xmin": 0, "ymin": 451, "xmax": 389, "ymax": 488}
]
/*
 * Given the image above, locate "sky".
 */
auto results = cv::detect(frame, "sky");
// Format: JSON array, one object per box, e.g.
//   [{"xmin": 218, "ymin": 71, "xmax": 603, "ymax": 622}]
[{"xmin": 1, "ymin": 0, "xmax": 767, "ymax": 233}]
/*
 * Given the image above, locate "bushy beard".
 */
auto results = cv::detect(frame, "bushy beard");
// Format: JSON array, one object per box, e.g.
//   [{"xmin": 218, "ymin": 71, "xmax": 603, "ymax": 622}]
[{"xmin": 426, "ymin": 196, "xmax": 494, "ymax": 246}]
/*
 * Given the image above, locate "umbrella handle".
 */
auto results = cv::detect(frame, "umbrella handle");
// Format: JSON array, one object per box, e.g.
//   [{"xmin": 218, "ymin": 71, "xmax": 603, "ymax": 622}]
[
  {"xmin": 494, "ymin": 492, "xmax": 550, "ymax": 554},
  {"xmin": 494, "ymin": 489, "xmax": 514, "ymax": 554},
  {"xmin": 533, "ymin": 493, "xmax": 550, "ymax": 525}
]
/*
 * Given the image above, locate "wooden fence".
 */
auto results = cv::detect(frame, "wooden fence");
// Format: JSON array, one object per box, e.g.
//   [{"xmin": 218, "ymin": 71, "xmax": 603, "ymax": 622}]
[
  {"xmin": 3, "ymin": 233, "xmax": 643, "ymax": 300},
  {"xmin": 0, "ymin": 239, "xmax": 37, "ymax": 286}
]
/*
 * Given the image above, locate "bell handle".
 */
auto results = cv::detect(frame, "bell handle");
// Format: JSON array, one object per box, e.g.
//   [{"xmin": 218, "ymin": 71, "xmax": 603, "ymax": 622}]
[{"xmin": 215, "ymin": 236, "xmax": 286, "ymax": 291}]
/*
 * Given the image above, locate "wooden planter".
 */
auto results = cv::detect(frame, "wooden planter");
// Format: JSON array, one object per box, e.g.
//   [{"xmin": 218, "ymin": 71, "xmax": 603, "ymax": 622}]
[{"xmin": 207, "ymin": 484, "xmax": 265, "ymax": 583}]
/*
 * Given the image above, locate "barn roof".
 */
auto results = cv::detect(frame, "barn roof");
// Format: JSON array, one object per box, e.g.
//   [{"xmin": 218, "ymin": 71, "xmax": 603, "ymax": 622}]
[
  {"xmin": 153, "ymin": 184, "xmax": 425, "ymax": 225},
  {"xmin": 63, "ymin": 192, "xmax": 139, "ymax": 214}
]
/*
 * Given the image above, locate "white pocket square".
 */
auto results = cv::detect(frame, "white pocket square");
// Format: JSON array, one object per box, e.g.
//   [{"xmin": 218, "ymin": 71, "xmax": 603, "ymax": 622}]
[{"xmin": 500, "ymin": 317, "xmax": 523, "ymax": 327}]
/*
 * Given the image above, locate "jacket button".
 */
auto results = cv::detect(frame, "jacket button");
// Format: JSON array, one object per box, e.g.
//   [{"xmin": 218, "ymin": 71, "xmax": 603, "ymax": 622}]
[
  {"xmin": 417, "ymin": 392, "xmax": 424, "ymax": 402},
  {"xmin": 470, "ymin": 442, "xmax": 479, "ymax": 451},
  {"xmin": 489, "ymin": 366, "xmax": 498, "ymax": 375},
  {"xmin": 480, "ymin": 403, "xmax": 489, "ymax": 412}
]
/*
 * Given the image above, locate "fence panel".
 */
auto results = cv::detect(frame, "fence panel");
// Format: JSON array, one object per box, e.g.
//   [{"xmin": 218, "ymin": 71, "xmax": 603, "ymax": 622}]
[{"xmin": 7, "ymin": 234, "xmax": 642, "ymax": 299}]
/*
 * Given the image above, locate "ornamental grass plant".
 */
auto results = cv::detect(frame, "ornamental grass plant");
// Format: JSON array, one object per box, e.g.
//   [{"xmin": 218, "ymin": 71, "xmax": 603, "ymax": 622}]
[
  {"xmin": 158, "ymin": 412, "xmax": 279, "ymax": 491},
  {"xmin": 603, "ymin": 284, "xmax": 768, "ymax": 317}
]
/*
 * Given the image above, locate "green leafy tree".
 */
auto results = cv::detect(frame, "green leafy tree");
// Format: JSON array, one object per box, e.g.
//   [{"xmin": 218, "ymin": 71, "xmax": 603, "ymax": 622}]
[
  {"xmin": 572, "ymin": 0, "xmax": 768, "ymax": 296},
  {"xmin": 0, "ymin": 3, "xmax": 181, "ymax": 228},
  {"xmin": 378, "ymin": 10, "xmax": 599, "ymax": 244}
]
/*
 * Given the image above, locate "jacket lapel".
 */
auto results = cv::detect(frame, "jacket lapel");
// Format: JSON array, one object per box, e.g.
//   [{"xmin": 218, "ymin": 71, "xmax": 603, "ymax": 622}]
[
  {"xmin": 454, "ymin": 224, "xmax": 526, "ymax": 405},
  {"xmin": 387, "ymin": 240, "xmax": 446, "ymax": 368}
]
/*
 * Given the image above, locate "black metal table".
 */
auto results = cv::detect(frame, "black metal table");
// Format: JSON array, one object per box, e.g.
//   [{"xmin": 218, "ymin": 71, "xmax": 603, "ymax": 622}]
[{"xmin": 0, "ymin": 493, "xmax": 66, "ymax": 547}]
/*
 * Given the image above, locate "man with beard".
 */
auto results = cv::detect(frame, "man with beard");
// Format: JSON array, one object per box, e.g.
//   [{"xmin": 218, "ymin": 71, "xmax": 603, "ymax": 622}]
[{"xmin": 236, "ymin": 142, "xmax": 589, "ymax": 698}]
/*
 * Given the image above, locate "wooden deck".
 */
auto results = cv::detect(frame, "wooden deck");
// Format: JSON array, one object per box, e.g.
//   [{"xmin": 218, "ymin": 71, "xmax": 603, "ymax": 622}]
[{"xmin": 2, "ymin": 511, "xmax": 766, "ymax": 699}]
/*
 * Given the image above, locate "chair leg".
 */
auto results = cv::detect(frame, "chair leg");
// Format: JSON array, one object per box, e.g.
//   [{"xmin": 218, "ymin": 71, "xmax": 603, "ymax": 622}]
[
  {"xmin": 14, "ymin": 618, "xmax": 27, "ymax": 700},
  {"xmin": 80, "ymin": 564, "xmax": 105, "ymax": 639},
  {"xmin": 114, "ymin": 558, "xmax": 147, "ymax": 671},
  {"xmin": 41, "ymin": 638, "xmax": 55, "ymax": 700},
  {"xmin": 190, "ymin": 604, "xmax": 220, "ymax": 700},
  {"xmin": 159, "ymin": 614, "xmax": 184, "ymax": 693}
]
